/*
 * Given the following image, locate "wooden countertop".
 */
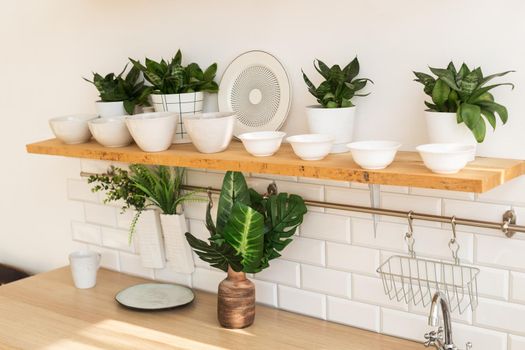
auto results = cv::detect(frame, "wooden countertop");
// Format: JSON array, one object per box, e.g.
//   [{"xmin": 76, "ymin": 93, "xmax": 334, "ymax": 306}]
[
  {"xmin": 26, "ymin": 138, "xmax": 525, "ymax": 193},
  {"xmin": 0, "ymin": 267, "xmax": 423, "ymax": 349}
]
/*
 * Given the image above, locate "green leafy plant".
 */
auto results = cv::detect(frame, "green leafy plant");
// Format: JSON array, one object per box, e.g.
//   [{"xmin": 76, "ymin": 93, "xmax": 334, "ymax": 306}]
[
  {"xmin": 129, "ymin": 50, "xmax": 219, "ymax": 95},
  {"xmin": 84, "ymin": 65, "xmax": 152, "ymax": 115},
  {"xmin": 185, "ymin": 171, "xmax": 308, "ymax": 273},
  {"xmin": 302, "ymin": 57, "xmax": 372, "ymax": 108},
  {"xmin": 414, "ymin": 62, "xmax": 514, "ymax": 142}
]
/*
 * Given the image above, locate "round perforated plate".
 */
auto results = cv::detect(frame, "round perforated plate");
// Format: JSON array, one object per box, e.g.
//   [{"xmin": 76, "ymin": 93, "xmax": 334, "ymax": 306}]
[{"xmin": 219, "ymin": 51, "xmax": 291, "ymax": 136}]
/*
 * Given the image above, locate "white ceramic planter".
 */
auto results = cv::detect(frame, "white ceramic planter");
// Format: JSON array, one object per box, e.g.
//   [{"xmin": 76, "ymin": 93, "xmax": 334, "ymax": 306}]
[
  {"xmin": 306, "ymin": 105, "xmax": 356, "ymax": 153},
  {"xmin": 95, "ymin": 101, "xmax": 127, "ymax": 117},
  {"xmin": 159, "ymin": 213, "xmax": 195, "ymax": 274},
  {"xmin": 135, "ymin": 210, "xmax": 166, "ymax": 269},
  {"xmin": 151, "ymin": 92, "xmax": 204, "ymax": 144},
  {"xmin": 424, "ymin": 111, "xmax": 477, "ymax": 159}
]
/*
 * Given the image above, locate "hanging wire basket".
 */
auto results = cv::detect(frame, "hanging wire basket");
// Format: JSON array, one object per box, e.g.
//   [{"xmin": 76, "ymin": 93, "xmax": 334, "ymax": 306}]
[{"xmin": 376, "ymin": 213, "xmax": 480, "ymax": 314}]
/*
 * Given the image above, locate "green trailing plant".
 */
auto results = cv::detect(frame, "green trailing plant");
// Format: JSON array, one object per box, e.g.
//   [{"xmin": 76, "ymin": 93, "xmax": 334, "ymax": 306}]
[
  {"xmin": 129, "ymin": 50, "xmax": 219, "ymax": 95},
  {"xmin": 302, "ymin": 57, "xmax": 372, "ymax": 108},
  {"xmin": 185, "ymin": 171, "xmax": 308, "ymax": 273},
  {"xmin": 414, "ymin": 62, "xmax": 514, "ymax": 142},
  {"xmin": 84, "ymin": 65, "xmax": 152, "ymax": 115}
]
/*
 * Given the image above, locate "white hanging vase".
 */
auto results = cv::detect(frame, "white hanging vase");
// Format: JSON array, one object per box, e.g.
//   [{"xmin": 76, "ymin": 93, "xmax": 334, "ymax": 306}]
[
  {"xmin": 159, "ymin": 213, "xmax": 195, "ymax": 274},
  {"xmin": 150, "ymin": 92, "xmax": 204, "ymax": 144},
  {"xmin": 135, "ymin": 210, "xmax": 166, "ymax": 269}
]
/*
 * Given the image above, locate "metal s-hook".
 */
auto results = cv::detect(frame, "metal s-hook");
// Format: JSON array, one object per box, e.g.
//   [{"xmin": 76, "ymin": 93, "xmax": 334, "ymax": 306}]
[
  {"xmin": 405, "ymin": 211, "xmax": 416, "ymax": 258},
  {"xmin": 449, "ymin": 216, "xmax": 461, "ymax": 265}
]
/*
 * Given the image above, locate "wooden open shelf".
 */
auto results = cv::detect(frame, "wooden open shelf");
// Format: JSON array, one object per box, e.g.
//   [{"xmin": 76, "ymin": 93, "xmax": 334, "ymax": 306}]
[{"xmin": 27, "ymin": 138, "xmax": 525, "ymax": 193}]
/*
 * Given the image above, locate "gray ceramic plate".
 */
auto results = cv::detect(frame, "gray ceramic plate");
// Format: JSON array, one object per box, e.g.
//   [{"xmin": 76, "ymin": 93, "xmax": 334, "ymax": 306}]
[{"xmin": 115, "ymin": 283, "xmax": 195, "ymax": 311}]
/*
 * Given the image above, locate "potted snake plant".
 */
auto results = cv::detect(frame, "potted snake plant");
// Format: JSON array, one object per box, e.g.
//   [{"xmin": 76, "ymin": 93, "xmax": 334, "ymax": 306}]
[
  {"xmin": 414, "ymin": 62, "xmax": 514, "ymax": 155},
  {"xmin": 302, "ymin": 57, "xmax": 372, "ymax": 153},
  {"xmin": 130, "ymin": 50, "xmax": 219, "ymax": 144},
  {"xmin": 84, "ymin": 65, "xmax": 152, "ymax": 117},
  {"xmin": 186, "ymin": 171, "xmax": 307, "ymax": 329}
]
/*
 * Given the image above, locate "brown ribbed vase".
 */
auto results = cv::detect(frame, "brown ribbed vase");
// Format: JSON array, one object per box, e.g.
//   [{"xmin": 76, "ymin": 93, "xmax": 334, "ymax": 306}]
[{"xmin": 217, "ymin": 266, "xmax": 255, "ymax": 329}]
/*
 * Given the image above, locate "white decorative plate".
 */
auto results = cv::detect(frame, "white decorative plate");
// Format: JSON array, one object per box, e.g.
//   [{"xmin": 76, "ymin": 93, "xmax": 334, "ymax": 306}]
[
  {"xmin": 115, "ymin": 283, "xmax": 194, "ymax": 310},
  {"xmin": 218, "ymin": 50, "xmax": 291, "ymax": 136}
]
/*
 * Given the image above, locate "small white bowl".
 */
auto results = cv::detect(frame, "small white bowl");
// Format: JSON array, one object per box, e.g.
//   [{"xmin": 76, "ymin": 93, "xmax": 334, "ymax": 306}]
[
  {"xmin": 238, "ymin": 131, "xmax": 286, "ymax": 157},
  {"xmin": 126, "ymin": 112, "xmax": 176, "ymax": 152},
  {"xmin": 287, "ymin": 134, "xmax": 334, "ymax": 161},
  {"xmin": 417, "ymin": 143, "xmax": 474, "ymax": 174},
  {"xmin": 183, "ymin": 112, "xmax": 235, "ymax": 153},
  {"xmin": 49, "ymin": 114, "xmax": 97, "ymax": 144},
  {"xmin": 88, "ymin": 116, "xmax": 133, "ymax": 148},
  {"xmin": 347, "ymin": 141, "xmax": 402, "ymax": 170}
]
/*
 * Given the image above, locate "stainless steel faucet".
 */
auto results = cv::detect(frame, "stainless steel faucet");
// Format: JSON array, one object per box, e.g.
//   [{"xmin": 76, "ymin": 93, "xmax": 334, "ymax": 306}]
[{"xmin": 424, "ymin": 292, "xmax": 472, "ymax": 350}]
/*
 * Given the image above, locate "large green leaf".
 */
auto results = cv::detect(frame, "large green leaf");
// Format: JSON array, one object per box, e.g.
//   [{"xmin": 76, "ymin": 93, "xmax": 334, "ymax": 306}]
[
  {"xmin": 185, "ymin": 232, "xmax": 242, "ymax": 272},
  {"xmin": 481, "ymin": 108, "xmax": 497, "ymax": 130},
  {"xmin": 343, "ymin": 56, "xmax": 360, "ymax": 82},
  {"xmin": 314, "ymin": 59, "xmax": 331, "ymax": 79},
  {"xmin": 478, "ymin": 101, "xmax": 508, "ymax": 124},
  {"xmin": 429, "ymin": 67, "xmax": 460, "ymax": 90},
  {"xmin": 223, "ymin": 202, "xmax": 264, "ymax": 272},
  {"xmin": 478, "ymin": 70, "xmax": 515, "ymax": 87},
  {"xmin": 432, "ymin": 79, "xmax": 451, "ymax": 109},
  {"xmin": 459, "ymin": 103, "xmax": 484, "ymax": 142},
  {"xmin": 468, "ymin": 83, "xmax": 514, "ymax": 104},
  {"xmin": 216, "ymin": 171, "xmax": 251, "ymax": 235}
]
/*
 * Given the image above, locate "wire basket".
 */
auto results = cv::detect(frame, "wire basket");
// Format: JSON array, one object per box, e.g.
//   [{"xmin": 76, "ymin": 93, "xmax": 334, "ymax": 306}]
[{"xmin": 376, "ymin": 213, "xmax": 480, "ymax": 314}]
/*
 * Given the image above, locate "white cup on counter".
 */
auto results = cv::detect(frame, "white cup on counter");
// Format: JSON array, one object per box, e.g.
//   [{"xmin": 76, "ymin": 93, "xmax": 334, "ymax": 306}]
[{"xmin": 69, "ymin": 250, "xmax": 101, "ymax": 289}]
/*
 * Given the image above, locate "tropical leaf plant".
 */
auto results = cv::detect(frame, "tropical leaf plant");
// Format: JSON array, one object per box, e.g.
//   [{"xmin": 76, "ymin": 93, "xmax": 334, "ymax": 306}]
[
  {"xmin": 302, "ymin": 57, "xmax": 373, "ymax": 108},
  {"xmin": 129, "ymin": 49, "xmax": 219, "ymax": 95},
  {"xmin": 414, "ymin": 62, "xmax": 514, "ymax": 142},
  {"xmin": 84, "ymin": 64, "xmax": 152, "ymax": 114},
  {"xmin": 185, "ymin": 171, "xmax": 308, "ymax": 274}
]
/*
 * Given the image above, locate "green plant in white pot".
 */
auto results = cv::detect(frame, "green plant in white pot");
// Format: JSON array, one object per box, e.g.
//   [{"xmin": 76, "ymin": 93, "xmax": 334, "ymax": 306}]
[
  {"xmin": 130, "ymin": 50, "xmax": 219, "ymax": 144},
  {"xmin": 414, "ymin": 62, "xmax": 514, "ymax": 154},
  {"xmin": 302, "ymin": 57, "xmax": 372, "ymax": 153},
  {"xmin": 84, "ymin": 65, "xmax": 152, "ymax": 117}
]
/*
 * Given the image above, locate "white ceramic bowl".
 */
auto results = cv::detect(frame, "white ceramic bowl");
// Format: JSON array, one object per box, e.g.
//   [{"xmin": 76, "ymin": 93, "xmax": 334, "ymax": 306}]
[
  {"xmin": 287, "ymin": 134, "xmax": 335, "ymax": 161},
  {"xmin": 417, "ymin": 143, "xmax": 474, "ymax": 174},
  {"xmin": 126, "ymin": 112, "xmax": 177, "ymax": 152},
  {"xmin": 88, "ymin": 116, "xmax": 133, "ymax": 148},
  {"xmin": 347, "ymin": 141, "xmax": 402, "ymax": 170},
  {"xmin": 238, "ymin": 131, "xmax": 286, "ymax": 157},
  {"xmin": 49, "ymin": 114, "xmax": 97, "ymax": 144},
  {"xmin": 183, "ymin": 112, "xmax": 235, "ymax": 153}
]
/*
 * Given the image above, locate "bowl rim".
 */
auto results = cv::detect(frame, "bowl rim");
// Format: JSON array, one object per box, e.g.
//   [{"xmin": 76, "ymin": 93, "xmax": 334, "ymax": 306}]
[
  {"xmin": 89, "ymin": 116, "xmax": 127, "ymax": 125},
  {"xmin": 49, "ymin": 114, "xmax": 98, "ymax": 123},
  {"xmin": 184, "ymin": 112, "xmax": 236, "ymax": 121},
  {"xmin": 238, "ymin": 131, "xmax": 287, "ymax": 141},
  {"xmin": 125, "ymin": 112, "xmax": 177, "ymax": 121},
  {"xmin": 416, "ymin": 143, "xmax": 474, "ymax": 154},
  {"xmin": 347, "ymin": 140, "xmax": 402, "ymax": 151},
  {"xmin": 286, "ymin": 134, "xmax": 335, "ymax": 144}
]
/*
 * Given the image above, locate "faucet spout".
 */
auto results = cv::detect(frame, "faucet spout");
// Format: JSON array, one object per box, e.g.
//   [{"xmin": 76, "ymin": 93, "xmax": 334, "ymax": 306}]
[{"xmin": 428, "ymin": 292, "xmax": 453, "ymax": 347}]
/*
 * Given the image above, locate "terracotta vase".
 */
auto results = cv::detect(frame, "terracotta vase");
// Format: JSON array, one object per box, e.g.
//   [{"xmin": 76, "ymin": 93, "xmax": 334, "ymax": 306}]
[{"xmin": 217, "ymin": 266, "xmax": 255, "ymax": 329}]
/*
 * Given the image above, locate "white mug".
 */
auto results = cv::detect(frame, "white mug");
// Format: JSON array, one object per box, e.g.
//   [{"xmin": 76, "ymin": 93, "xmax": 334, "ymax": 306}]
[{"xmin": 69, "ymin": 250, "xmax": 101, "ymax": 289}]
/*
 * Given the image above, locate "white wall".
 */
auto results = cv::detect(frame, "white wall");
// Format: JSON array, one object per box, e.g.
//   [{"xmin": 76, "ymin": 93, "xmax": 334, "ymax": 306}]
[{"xmin": 2, "ymin": 0, "xmax": 524, "ymax": 271}]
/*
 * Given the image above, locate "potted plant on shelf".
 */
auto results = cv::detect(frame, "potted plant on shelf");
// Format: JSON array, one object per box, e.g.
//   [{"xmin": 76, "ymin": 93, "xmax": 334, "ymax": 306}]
[
  {"xmin": 130, "ymin": 165, "xmax": 204, "ymax": 274},
  {"xmin": 414, "ymin": 62, "xmax": 514, "ymax": 151},
  {"xmin": 185, "ymin": 171, "xmax": 307, "ymax": 329},
  {"xmin": 130, "ymin": 50, "xmax": 219, "ymax": 144},
  {"xmin": 88, "ymin": 165, "xmax": 166, "ymax": 269},
  {"xmin": 302, "ymin": 57, "xmax": 372, "ymax": 153},
  {"xmin": 84, "ymin": 65, "xmax": 152, "ymax": 117}
]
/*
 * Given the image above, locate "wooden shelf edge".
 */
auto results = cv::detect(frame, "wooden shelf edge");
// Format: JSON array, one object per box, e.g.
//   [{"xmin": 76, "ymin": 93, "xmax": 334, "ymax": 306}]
[{"xmin": 26, "ymin": 138, "xmax": 525, "ymax": 193}]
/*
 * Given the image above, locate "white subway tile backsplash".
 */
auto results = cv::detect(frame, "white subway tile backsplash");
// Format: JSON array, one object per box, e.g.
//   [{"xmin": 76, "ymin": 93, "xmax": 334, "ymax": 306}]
[
  {"xmin": 299, "ymin": 177, "xmax": 349, "ymax": 187},
  {"xmin": 477, "ymin": 266, "xmax": 509, "ymax": 300},
  {"xmin": 324, "ymin": 187, "xmax": 371, "ymax": 219},
  {"xmin": 67, "ymin": 178, "xmax": 99, "ymax": 202},
  {"xmin": 352, "ymin": 219, "xmax": 407, "ymax": 252},
  {"xmin": 119, "ymin": 252, "xmax": 154, "ymax": 279},
  {"xmin": 476, "ymin": 235, "xmax": 525, "ymax": 271},
  {"xmin": 192, "ymin": 267, "xmax": 225, "ymax": 293},
  {"xmin": 88, "ymin": 245, "xmax": 119, "ymax": 271},
  {"xmin": 352, "ymin": 275, "xmax": 408, "ymax": 310},
  {"xmin": 71, "ymin": 222, "xmax": 101, "ymax": 245},
  {"xmin": 300, "ymin": 211, "xmax": 350, "ymax": 242},
  {"xmin": 444, "ymin": 200, "xmax": 510, "ymax": 234},
  {"xmin": 410, "ymin": 187, "xmax": 475, "ymax": 201},
  {"xmin": 255, "ymin": 259, "xmax": 300, "ymax": 287},
  {"xmin": 381, "ymin": 193, "xmax": 442, "ymax": 227},
  {"xmin": 101, "ymin": 227, "xmax": 135, "ymax": 253},
  {"xmin": 185, "ymin": 170, "xmax": 225, "ymax": 189},
  {"xmin": 253, "ymin": 279, "xmax": 278, "ymax": 307},
  {"xmin": 275, "ymin": 180, "xmax": 324, "ymax": 201},
  {"xmin": 278, "ymin": 285, "xmax": 326, "ymax": 319},
  {"xmin": 477, "ymin": 177, "xmax": 525, "ymax": 206},
  {"xmin": 84, "ymin": 203, "xmax": 117, "ymax": 227},
  {"xmin": 187, "ymin": 219, "xmax": 210, "ymax": 241},
  {"xmin": 281, "ymin": 237, "xmax": 325, "ymax": 266},
  {"xmin": 326, "ymin": 242, "xmax": 379, "ymax": 275},
  {"xmin": 154, "ymin": 267, "xmax": 192, "ymax": 287},
  {"xmin": 453, "ymin": 323, "xmax": 507, "ymax": 350},
  {"xmin": 381, "ymin": 308, "xmax": 431, "ymax": 341},
  {"xmin": 410, "ymin": 226, "xmax": 473, "ymax": 263},
  {"xmin": 301, "ymin": 265, "xmax": 350, "ymax": 297},
  {"xmin": 475, "ymin": 298, "xmax": 525, "ymax": 335},
  {"xmin": 510, "ymin": 335, "xmax": 525, "ymax": 350},
  {"xmin": 327, "ymin": 296, "xmax": 380, "ymax": 332},
  {"xmin": 511, "ymin": 272, "xmax": 525, "ymax": 304}
]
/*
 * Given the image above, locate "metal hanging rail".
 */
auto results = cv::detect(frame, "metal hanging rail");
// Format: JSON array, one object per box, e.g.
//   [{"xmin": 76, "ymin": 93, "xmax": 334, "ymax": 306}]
[{"xmin": 80, "ymin": 172, "xmax": 523, "ymax": 237}]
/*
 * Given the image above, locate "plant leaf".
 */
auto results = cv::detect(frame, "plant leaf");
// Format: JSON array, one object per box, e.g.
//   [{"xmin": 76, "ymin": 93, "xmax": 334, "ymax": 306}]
[
  {"xmin": 185, "ymin": 232, "xmax": 242, "ymax": 272},
  {"xmin": 216, "ymin": 171, "xmax": 251, "ymax": 235},
  {"xmin": 481, "ymin": 108, "xmax": 497, "ymax": 130},
  {"xmin": 432, "ymin": 79, "xmax": 451, "ymax": 109},
  {"xmin": 478, "ymin": 70, "xmax": 515, "ymax": 87},
  {"xmin": 429, "ymin": 67, "xmax": 460, "ymax": 90},
  {"xmin": 459, "ymin": 103, "xmax": 484, "ymax": 142}
]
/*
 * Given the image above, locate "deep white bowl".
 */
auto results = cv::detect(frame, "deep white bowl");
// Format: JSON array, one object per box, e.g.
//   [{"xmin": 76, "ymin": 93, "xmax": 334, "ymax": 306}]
[
  {"xmin": 126, "ymin": 112, "xmax": 176, "ymax": 152},
  {"xmin": 287, "ymin": 134, "xmax": 334, "ymax": 161},
  {"xmin": 238, "ymin": 131, "xmax": 286, "ymax": 157},
  {"xmin": 88, "ymin": 116, "xmax": 133, "ymax": 148},
  {"xmin": 347, "ymin": 141, "xmax": 402, "ymax": 170},
  {"xmin": 417, "ymin": 143, "xmax": 474, "ymax": 174},
  {"xmin": 49, "ymin": 114, "xmax": 97, "ymax": 144},
  {"xmin": 183, "ymin": 112, "xmax": 235, "ymax": 153}
]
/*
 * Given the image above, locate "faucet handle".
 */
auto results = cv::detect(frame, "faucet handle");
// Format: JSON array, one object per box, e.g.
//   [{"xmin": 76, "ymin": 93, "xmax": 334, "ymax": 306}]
[
  {"xmin": 465, "ymin": 342, "xmax": 472, "ymax": 350},
  {"xmin": 424, "ymin": 328, "xmax": 443, "ymax": 347}
]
